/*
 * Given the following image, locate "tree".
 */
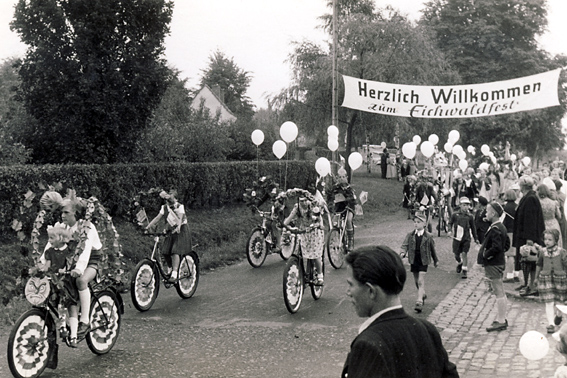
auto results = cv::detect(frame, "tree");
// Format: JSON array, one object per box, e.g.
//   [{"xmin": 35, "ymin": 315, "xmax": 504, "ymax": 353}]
[
  {"xmin": 11, "ymin": 0, "xmax": 174, "ymax": 163},
  {"xmin": 199, "ymin": 50, "xmax": 255, "ymax": 121},
  {"xmin": 421, "ymin": 0, "xmax": 567, "ymax": 156}
]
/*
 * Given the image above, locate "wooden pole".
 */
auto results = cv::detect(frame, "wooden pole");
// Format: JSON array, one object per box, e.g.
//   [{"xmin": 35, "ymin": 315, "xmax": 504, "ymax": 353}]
[{"xmin": 332, "ymin": 0, "xmax": 338, "ymax": 174}]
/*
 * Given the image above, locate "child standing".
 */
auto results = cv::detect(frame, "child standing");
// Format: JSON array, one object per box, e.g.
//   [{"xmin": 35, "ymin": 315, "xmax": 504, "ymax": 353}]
[
  {"xmin": 39, "ymin": 224, "xmax": 80, "ymax": 347},
  {"xmin": 449, "ymin": 197, "xmax": 480, "ymax": 279},
  {"xmin": 535, "ymin": 229, "xmax": 567, "ymax": 333},
  {"xmin": 400, "ymin": 212, "xmax": 438, "ymax": 313}
]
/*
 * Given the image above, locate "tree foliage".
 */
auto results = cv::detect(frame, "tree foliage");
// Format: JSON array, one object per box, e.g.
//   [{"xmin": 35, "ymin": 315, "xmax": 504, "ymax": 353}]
[
  {"xmin": 10, "ymin": 0, "xmax": 174, "ymax": 164},
  {"xmin": 421, "ymin": 0, "xmax": 567, "ymax": 156}
]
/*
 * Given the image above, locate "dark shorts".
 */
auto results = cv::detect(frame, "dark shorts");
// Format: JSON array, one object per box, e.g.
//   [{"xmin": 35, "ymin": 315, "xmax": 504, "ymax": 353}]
[
  {"xmin": 87, "ymin": 252, "xmax": 102, "ymax": 272},
  {"xmin": 411, "ymin": 264, "xmax": 428, "ymax": 273},
  {"xmin": 484, "ymin": 265, "xmax": 504, "ymax": 279},
  {"xmin": 452, "ymin": 239, "xmax": 471, "ymax": 257}
]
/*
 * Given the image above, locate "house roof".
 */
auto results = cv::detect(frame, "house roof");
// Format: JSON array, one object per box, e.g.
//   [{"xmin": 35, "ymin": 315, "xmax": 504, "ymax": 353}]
[{"xmin": 190, "ymin": 84, "xmax": 237, "ymax": 123}]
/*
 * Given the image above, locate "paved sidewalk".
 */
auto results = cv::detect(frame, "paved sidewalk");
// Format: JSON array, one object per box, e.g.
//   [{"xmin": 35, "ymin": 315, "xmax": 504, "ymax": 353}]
[{"xmin": 428, "ymin": 267, "xmax": 565, "ymax": 378}]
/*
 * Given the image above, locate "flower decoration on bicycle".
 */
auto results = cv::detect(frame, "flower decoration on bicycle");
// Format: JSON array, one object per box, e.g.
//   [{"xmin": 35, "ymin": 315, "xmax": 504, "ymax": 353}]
[{"xmin": 243, "ymin": 175, "xmax": 280, "ymax": 209}]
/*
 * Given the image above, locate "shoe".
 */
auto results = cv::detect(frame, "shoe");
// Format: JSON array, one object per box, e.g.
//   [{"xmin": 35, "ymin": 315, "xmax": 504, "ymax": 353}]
[
  {"xmin": 555, "ymin": 315, "xmax": 563, "ymax": 326},
  {"xmin": 503, "ymin": 278, "xmax": 517, "ymax": 283},
  {"xmin": 547, "ymin": 325, "xmax": 556, "ymax": 334},
  {"xmin": 414, "ymin": 302, "xmax": 423, "ymax": 313},
  {"xmin": 515, "ymin": 285, "xmax": 527, "ymax": 291},
  {"xmin": 520, "ymin": 288, "xmax": 538, "ymax": 297},
  {"xmin": 462, "ymin": 270, "xmax": 468, "ymax": 279},
  {"xmin": 456, "ymin": 262, "xmax": 463, "ymax": 274},
  {"xmin": 486, "ymin": 320, "xmax": 508, "ymax": 332},
  {"xmin": 314, "ymin": 278, "xmax": 324, "ymax": 286},
  {"xmin": 68, "ymin": 337, "xmax": 78, "ymax": 348},
  {"xmin": 77, "ymin": 322, "xmax": 90, "ymax": 338}
]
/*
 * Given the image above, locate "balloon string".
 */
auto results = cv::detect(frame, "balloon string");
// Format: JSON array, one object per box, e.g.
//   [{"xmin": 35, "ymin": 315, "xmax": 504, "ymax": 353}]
[
  {"xmin": 285, "ymin": 160, "xmax": 288, "ymax": 190},
  {"xmin": 256, "ymin": 146, "xmax": 259, "ymax": 180}
]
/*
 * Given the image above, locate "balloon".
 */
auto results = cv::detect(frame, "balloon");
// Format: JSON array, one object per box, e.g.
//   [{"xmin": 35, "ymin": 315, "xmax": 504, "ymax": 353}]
[
  {"xmin": 428, "ymin": 134, "xmax": 439, "ymax": 145},
  {"xmin": 458, "ymin": 159, "xmax": 468, "ymax": 171},
  {"xmin": 412, "ymin": 135, "xmax": 422, "ymax": 145},
  {"xmin": 523, "ymin": 156, "xmax": 531, "ymax": 166},
  {"xmin": 348, "ymin": 152, "xmax": 363, "ymax": 170},
  {"xmin": 467, "ymin": 145, "xmax": 475, "ymax": 153},
  {"xmin": 280, "ymin": 121, "xmax": 298, "ymax": 143},
  {"xmin": 481, "ymin": 144, "xmax": 490, "ymax": 156},
  {"xmin": 448, "ymin": 130, "xmax": 460, "ymax": 143},
  {"xmin": 272, "ymin": 140, "xmax": 287, "ymax": 159},
  {"xmin": 510, "ymin": 154, "xmax": 517, "ymax": 161},
  {"xmin": 452, "ymin": 144, "xmax": 464, "ymax": 156},
  {"xmin": 444, "ymin": 142, "xmax": 453, "ymax": 153},
  {"xmin": 420, "ymin": 141, "xmax": 435, "ymax": 158},
  {"xmin": 251, "ymin": 129, "xmax": 264, "ymax": 146},
  {"xmin": 381, "ymin": 141, "xmax": 387, "ymax": 148},
  {"xmin": 315, "ymin": 157, "xmax": 331, "ymax": 177},
  {"xmin": 479, "ymin": 162, "xmax": 490, "ymax": 172},
  {"xmin": 457, "ymin": 150, "xmax": 466, "ymax": 161},
  {"xmin": 488, "ymin": 151, "xmax": 495, "ymax": 158},
  {"xmin": 327, "ymin": 138, "xmax": 339, "ymax": 152},
  {"xmin": 519, "ymin": 331, "xmax": 549, "ymax": 360},
  {"xmin": 402, "ymin": 142, "xmax": 416, "ymax": 159},
  {"xmin": 327, "ymin": 125, "xmax": 339, "ymax": 138}
]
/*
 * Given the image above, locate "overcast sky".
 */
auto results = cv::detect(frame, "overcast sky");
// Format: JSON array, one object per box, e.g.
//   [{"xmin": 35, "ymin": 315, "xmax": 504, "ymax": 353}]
[{"xmin": 1, "ymin": 0, "xmax": 565, "ymax": 109}]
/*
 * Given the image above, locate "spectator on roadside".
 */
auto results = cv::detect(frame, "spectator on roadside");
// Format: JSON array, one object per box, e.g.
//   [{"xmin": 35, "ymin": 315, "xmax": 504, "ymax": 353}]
[
  {"xmin": 477, "ymin": 169, "xmax": 492, "ymax": 201},
  {"xmin": 400, "ymin": 158, "xmax": 411, "ymax": 180},
  {"xmin": 539, "ymin": 180, "xmax": 563, "ymax": 249},
  {"xmin": 342, "ymin": 246, "xmax": 459, "ymax": 378},
  {"xmin": 553, "ymin": 178, "xmax": 567, "ymax": 249},
  {"xmin": 478, "ymin": 202, "xmax": 510, "ymax": 332},
  {"xmin": 513, "ymin": 175, "xmax": 545, "ymax": 296},
  {"xmin": 502, "ymin": 189, "xmax": 519, "ymax": 283},
  {"xmin": 381, "ymin": 148, "xmax": 389, "ymax": 179},
  {"xmin": 386, "ymin": 151, "xmax": 397, "ymax": 180}
]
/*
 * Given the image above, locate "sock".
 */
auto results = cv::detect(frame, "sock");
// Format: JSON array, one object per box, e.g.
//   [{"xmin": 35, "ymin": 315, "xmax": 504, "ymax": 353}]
[
  {"xmin": 171, "ymin": 270, "xmax": 178, "ymax": 279},
  {"xmin": 78, "ymin": 289, "xmax": 91, "ymax": 324},
  {"xmin": 497, "ymin": 297, "xmax": 507, "ymax": 323},
  {"xmin": 506, "ymin": 273, "xmax": 514, "ymax": 279},
  {"xmin": 546, "ymin": 302, "xmax": 556, "ymax": 325},
  {"xmin": 69, "ymin": 317, "xmax": 78, "ymax": 339},
  {"xmin": 514, "ymin": 271, "xmax": 520, "ymax": 278},
  {"xmin": 462, "ymin": 266, "xmax": 468, "ymax": 271}
]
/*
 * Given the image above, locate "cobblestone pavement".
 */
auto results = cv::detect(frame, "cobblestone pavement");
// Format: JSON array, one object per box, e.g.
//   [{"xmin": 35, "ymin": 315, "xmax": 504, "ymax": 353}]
[{"xmin": 430, "ymin": 266, "xmax": 566, "ymax": 378}]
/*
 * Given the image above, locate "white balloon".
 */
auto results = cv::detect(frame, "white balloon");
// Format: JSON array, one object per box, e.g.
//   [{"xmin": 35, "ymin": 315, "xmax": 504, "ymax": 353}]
[
  {"xmin": 481, "ymin": 144, "xmax": 490, "ymax": 156},
  {"xmin": 381, "ymin": 141, "xmax": 387, "ymax": 148},
  {"xmin": 272, "ymin": 140, "xmax": 287, "ymax": 159},
  {"xmin": 444, "ymin": 142, "xmax": 453, "ymax": 153},
  {"xmin": 448, "ymin": 130, "xmax": 460, "ymax": 143},
  {"xmin": 457, "ymin": 150, "xmax": 467, "ymax": 160},
  {"xmin": 523, "ymin": 156, "xmax": 531, "ymax": 166},
  {"xmin": 327, "ymin": 138, "xmax": 339, "ymax": 152},
  {"xmin": 479, "ymin": 162, "xmax": 490, "ymax": 172},
  {"xmin": 420, "ymin": 141, "xmax": 435, "ymax": 158},
  {"xmin": 459, "ymin": 159, "xmax": 468, "ymax": 171},
  {"xmin": 412, "ymin": 135, "xmax": 422, "ymax": 145},
  {"xmin": 280, "ymin": 121, "xmax": 298, "ymax": 143},
  {"xmin": 348, "ymin": 152, "xmax": 363, "ymax": 170},
  {"xmin": 327, "ymin": 125, "xmax": 339, "ymax": 138},
  {"xmin": 488, "ymin": 151, "xmax": 495, "ymax": 158},
  {"xmin": 251, "ymin": 129, "xmax": 265, "ymax": 146},
  {"xmin": 467, "ymin": 145, "xmax": 475, "ymax": 153},
  {"xmin": 519, "ymin": 331, "xmax": 549, "ymax": 360},
  {"xmin": 511, "ymin": 154, "xmax": 517, "ymax": 161},
  {"xmin": 315, "ymin": 157, "xmax": 331, "ymax": 177},
  {"xmin": 402, "ymin": 142, "xmax": 416, "ymax": 159},
  {"xmin": 452, "ymin": 144, "xmax": 464, "ymax": 156},
  {"xmin": 428, "ymin": 134, "xmax": 439, "ymax": 145}
]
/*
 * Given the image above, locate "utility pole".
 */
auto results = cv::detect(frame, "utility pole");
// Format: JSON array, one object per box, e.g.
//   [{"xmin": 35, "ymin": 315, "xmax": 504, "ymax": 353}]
[{"xmin": 332, "ymin": 0, "xmax": 338, "ymax": 173}]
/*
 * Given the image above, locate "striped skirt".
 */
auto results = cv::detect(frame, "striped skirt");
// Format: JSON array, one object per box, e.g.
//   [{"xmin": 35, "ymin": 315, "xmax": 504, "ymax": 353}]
[{"xmin": 538, "ymin": 273, "xmax": 567, "ymax": 303}]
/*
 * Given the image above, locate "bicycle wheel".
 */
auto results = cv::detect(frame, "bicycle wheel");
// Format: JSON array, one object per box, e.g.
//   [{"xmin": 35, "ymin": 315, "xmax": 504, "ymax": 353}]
[
  {"xmin": 130, "ymin": 259, "xmax": 160, "ymax": 312},
  {"xmin": 327, "ymin": 228, "xmax": 345, "ymax": 269},
  {"xmin": 8, "ymin": 308, "xmax": 55, "ymax": 378},
  {"xmin": 310, "ymin": 259, "xmax": 325, "ymax": 300},
  {"xmin": 246, "ymin": 227, "xmax": 268, "ymax": 268},
  {"xmin": 176, "ymin": 252, "xmax": 200, "ymax": 298},
  {"xmin": 283, "ymin": 256, "xmax": 304, "ymax": 313},
  {"xmin": 279, "ymin": 233, "xmax": 296, "ymax": 260},
  {"xmin": 86, "ymin": 290, "xmax": 121, "ymax": 355}
]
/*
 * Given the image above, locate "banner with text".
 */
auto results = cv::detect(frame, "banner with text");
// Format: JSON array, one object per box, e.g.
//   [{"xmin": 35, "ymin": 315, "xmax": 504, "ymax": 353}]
[{"xmin": 341, "ymin": 69, "xmax": 561, "ymax": 118}]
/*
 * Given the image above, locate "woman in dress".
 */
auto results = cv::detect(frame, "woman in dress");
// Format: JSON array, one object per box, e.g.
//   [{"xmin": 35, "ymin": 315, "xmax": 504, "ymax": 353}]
[{"xmin": 538, "ymin": 182, "xmax": 563, "ymax": 248}]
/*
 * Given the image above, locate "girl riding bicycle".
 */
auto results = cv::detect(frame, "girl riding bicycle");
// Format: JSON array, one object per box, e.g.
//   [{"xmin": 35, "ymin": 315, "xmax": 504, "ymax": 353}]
[
  {"xmin": 146, "ymin": 190, "xmax": 192, "ymax": 282},
  {"xmin": 284, "ymin": 196, "xmax": 325, "ymax": 285},
  {"xmin": 329, "ymin": 168, "xmax": 356, "ymax": 252}
]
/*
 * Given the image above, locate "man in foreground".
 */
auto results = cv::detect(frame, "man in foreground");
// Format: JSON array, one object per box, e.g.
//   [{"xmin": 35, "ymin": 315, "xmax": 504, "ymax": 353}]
[{"xmin": 342, "ymin": 245, "xmax": 459, "ymax": 378}]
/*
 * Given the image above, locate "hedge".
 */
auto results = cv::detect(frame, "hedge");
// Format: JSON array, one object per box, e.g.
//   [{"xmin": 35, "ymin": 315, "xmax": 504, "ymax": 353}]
[{"xmin": 0, "ymin": 160, "xmax": 316, "ymax": 234}]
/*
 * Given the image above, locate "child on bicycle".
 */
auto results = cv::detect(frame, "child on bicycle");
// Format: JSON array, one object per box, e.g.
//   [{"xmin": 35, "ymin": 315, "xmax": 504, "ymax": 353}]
[
  {"xmin": 284, "ymin": 196, "xmax": 325, "ymax": 285},
  {"xmin": 146, "ymin": 190, "xmax": 192, "ymax": 282},
  {"xmin": 329, "ymin": 168, "xmax": 356, "ymax": 252},
  {"xmin": 38, "ymin": 224, "xmax": 80, "ymax": 347}
]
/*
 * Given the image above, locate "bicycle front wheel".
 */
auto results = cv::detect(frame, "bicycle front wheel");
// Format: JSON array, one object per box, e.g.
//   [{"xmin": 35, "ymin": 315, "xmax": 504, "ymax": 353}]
[
  {"xmin": 176, "ymin": 252, "xmax": 200, "ymax": 298},
  {"xmin": 327, "ymin": 228, "xmax": 345, "ymax": 269},
  {"xmin": 310, "ymin": 258, "xmax": 324, "ymax": 300},
  {"xmin": 86, "ymin": 290, "xmax": 121, "ymax": 355},
  {"xmin": 130, "ymin": 259, "xmax": 159, "ymax": 312},
  {"xmin": 283, "ymin": 256, "xmax": 304, "ymax": 313},
  {"xmin": 246, "ymin": 227, "xmax": 268, "ymax": 268},
  {"xmin": 8, "ymin": 308, "xmax": 55, "ymax": 378}
]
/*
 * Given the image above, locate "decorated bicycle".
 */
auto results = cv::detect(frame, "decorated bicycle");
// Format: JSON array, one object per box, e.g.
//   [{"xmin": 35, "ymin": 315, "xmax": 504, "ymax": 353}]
[
  {"xmin": 8, "ymin": 187, "xmax": 127, "ymax": 378},
  {"xmin": 130, "ymin": 188, "xmax": 200, "ymax": 312}
]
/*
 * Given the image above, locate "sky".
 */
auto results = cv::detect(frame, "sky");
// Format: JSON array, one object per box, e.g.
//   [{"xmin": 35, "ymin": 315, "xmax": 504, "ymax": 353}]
[{"xmin": 0, "ymin": 0, "xmax": 566, "ymax": 110}]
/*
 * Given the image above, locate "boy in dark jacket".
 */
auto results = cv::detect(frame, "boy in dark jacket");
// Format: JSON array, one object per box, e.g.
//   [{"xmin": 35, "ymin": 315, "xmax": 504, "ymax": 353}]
[
  {"xmin": 449, "ymin": 197, "xmax": 479, "ymax": 279},
  {"xmin": 478, "ymin": 202, "xmax": 509, "ymax": 332}
]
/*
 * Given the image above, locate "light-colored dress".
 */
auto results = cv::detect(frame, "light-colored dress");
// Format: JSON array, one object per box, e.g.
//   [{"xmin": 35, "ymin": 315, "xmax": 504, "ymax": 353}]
[
  {"xmin": 386, "ymin": 155, "xmax": 397, "ymax": 179},
  {"xmin": 541, "ymin": 196, "xmax": 563, "ymax": 248},
  {"xmin": 285, "ymin": 204, "xmax": 325, "ymax": 259}
]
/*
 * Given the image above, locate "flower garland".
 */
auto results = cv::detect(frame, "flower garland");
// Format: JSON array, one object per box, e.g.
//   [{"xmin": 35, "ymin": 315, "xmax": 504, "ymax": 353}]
[{"xmin": 243, "ymin": 176, "xmax": 280, "ymax": 209}]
